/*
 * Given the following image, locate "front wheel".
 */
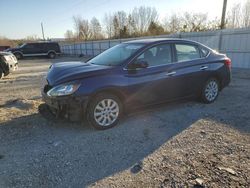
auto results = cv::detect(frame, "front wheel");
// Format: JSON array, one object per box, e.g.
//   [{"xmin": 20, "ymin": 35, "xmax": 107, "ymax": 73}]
[
  {"xmin": 201, "ymin": 78, "xmax": 220, "ymax": 103},
  {"xmin": 14, "ymin": 52, "xmax": 22, "ymax": 60},
  {"xmin": 87, "ymin": 93, "xmax": 123, "ymax": 130}
]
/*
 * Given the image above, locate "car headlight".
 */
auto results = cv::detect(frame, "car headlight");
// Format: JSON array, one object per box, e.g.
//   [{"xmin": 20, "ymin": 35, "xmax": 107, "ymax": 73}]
[{"xmin": 47, "ymin": 83, "xmax": 80, "ymax": 97}]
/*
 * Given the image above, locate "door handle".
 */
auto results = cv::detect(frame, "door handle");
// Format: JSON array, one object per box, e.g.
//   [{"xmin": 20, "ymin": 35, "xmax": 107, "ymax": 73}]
[
  {"xmin": 200, "ymin": 66, "xmax": 208, "ymax": 70},
  {"xmin": 166, "ymin": 71, "xmax": 176, "ymax": 76}
]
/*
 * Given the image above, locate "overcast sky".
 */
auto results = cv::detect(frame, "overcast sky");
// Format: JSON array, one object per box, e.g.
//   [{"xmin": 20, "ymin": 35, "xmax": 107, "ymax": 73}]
[{"xmin": 0, "ymin": 0, "xmax": 244, "ymax": 39}]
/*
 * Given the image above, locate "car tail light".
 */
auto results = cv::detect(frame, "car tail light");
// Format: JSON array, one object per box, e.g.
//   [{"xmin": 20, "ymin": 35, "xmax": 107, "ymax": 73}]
[{"xmin": 224, "ymin": 58, "xmax": 232, "ymax": 69}]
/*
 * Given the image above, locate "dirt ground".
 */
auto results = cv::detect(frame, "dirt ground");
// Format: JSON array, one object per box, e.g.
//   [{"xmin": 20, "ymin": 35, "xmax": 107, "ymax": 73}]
[{"xmin": 0, "ymin": 57, "xmax": 249, "ymax": 188}]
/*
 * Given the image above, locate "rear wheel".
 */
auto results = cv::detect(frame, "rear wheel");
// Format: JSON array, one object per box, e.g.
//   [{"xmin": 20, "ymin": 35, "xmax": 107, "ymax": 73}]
[
  {"xmin": 14, "ymin": 52, "xmax": 22, "ymax": 60},
  {"xmin": 201, "ymin": 78, "xmax": 219, "ymax": 103},
  {"xmin": 48, "ymin": 52, "xmax": 56, "ymax": 59},
  {"xmin": 87, "ymin": 93, "xmax": 123, "ymax": 130}
]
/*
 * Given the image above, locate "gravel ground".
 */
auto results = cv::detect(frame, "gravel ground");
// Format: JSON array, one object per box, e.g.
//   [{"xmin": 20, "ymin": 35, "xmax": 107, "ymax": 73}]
[{"xmin": 0, "ymin": 57, "xmax": 249, "ymax": 188}]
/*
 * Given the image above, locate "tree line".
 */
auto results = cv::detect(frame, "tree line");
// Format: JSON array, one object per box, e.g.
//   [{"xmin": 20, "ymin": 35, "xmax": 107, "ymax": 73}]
[
  {"xmin": 1, "ymin": 1, "xmax": 250, "ymax": 47},
  {"xmin": 65, "ymin": 1, "xmax": 250, "ymax": 41}
]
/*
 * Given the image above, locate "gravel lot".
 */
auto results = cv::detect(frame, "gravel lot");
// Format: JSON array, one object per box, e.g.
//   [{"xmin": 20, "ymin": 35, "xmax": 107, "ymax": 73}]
[{"xmin": 0, "ymin": 57, "xmax": 249, "ymax": 187}]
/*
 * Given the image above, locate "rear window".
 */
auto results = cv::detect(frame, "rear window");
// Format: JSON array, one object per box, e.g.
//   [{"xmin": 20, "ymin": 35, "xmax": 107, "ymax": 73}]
[
  {"xmin": 24, "ymin": 43, "xmax": 36, "ymax": 49},
  {"xmin": 200, "ymin": 46, "xmax": 210, "ymax": 57},
  {"xmin": 45, "ymin": 43, "xmax": 60, "ymax": 51},
  {"xmin": 175, "ymin": 44, "xmax": 201, "ymax": 62}
]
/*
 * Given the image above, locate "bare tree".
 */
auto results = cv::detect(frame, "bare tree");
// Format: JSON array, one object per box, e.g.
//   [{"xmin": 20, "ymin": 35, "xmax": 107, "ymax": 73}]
[
  {"xmin": 73, "ymin": 16, "xmax": 81, "ymax": 39},
  {"xmin": 112, "ymin": 15, "xmax": 119, "ymax": 38},
  {"xmin": 103, "ymin": 13, "xmax": 114, "ymax": 39},
  {"xmin": 147, "ymin": 21, "xmax": 165, "ymax": 35},
  {"xmin": 67, "ymin": 3, "xmax": 250, "ymax": 41},
  {"xmin": 116, "ymin": 11, "xmax": 127, "ymax": 29},
  {"xmin": 227, "ymin": 0, "xmax": 250, "ymax": 28},
  {"xmin": 182, "ymin": 12, "xmax": 208, "ymax": 32},
  {"xmin": 131, "ymin": 6, "xmax": 158, "ymax": 35},
  {"xmin": 64, "ymin": 30, "xmax": 75, "ymax": 41},
  {"xmin": 90, "ymin": 17, "xmax": 102, "ymax": 40},
  {"xmin": 79, "ymin": 19, "xmax": 91, "ymax": 40},
  {"xmin": 127, "ymin": 14, "xmax": 137, "ymax": 36},
  {"xmin": 207, "ymin": 18, "xmax": 221, "ymax": 30},
  {"xmin": 227, "ymin": 3, "xmax": 242, "ymax": 28},
  {"xmin": 164, "ymin": 12, "xmax": 210, "ymax": 33},
  {"xmin": 164, "ymin": 14, "xmax": 183, "ymax": 33},
  {"xmin": 242, "ymin": 0, "xmax": 250, "ymax": 27},
  {"xmin": 25, "ymin": 35, "xmax": 40, "ymax": 41},
  {"xmin": 112, "ymin": 11, "xmax": 129, "ymax": 38},
  {"xmin": 73, "ymin": 16, "xmax": 91, "ymax": 40}
]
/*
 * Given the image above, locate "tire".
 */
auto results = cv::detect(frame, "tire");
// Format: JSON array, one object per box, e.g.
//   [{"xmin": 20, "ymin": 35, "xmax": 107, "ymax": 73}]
[
  {"xmin": 201, "ymin": 78, "xmax": 220, "ymax": 103},
  {"xmin": 48, "ymin": 52, "xmax": 56, "ymax": 59},
  {"xmin": 87, "ymin": 93, "xmax": 123, "ymax": 130},
  {"xmin": 0, "ymin": 68, "xmax": 4, "ymax": 79},
  {"xmin": 4, "ymin": 71, "xmax": 9, "ymax": 77},
  {"xmin": 14, "ymin": 52, "xmax": 22, "ymax": 60}
]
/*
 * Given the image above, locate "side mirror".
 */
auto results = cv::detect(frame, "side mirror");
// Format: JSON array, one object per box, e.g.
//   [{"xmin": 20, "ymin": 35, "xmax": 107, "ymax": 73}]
[{"xmin": 128, "ymin": 60, "xmax": 149, "ymax": 69}]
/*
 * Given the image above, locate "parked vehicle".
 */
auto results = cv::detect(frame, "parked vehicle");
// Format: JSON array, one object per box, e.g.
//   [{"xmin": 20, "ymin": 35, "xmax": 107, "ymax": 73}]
[
  {"xmin": 0, "ymin": 46, "xmax": 10, "ymax": 51},
  {"xmin": 5, "ymin": 42, "xmax": 61, "ymax": 59},
  {"xmin": 42, "ymin": 39, "xmax": 231, "ymax": 130},
  {"xmin": 0, "ymin": 52, "xmax": 18, "ymax": 79}
]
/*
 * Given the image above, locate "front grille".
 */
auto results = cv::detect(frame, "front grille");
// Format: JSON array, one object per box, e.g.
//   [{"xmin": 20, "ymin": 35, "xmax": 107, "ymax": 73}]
[{"xmin": 44, "ymin": 84, "xmax": 52, "ymax": 93}]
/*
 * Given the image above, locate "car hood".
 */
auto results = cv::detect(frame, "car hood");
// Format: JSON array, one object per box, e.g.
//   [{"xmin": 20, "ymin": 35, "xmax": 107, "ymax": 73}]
[
  {"xmin": 0, "ymin": 51, "xmax": 13, "ymax": 56},
  {"xmin": 46, "ymin": 61, "xmax": 112, "ymax": 86},
  {"xmin": 6, "ymin": 47, "xmax": 20, "ymax": 52}
]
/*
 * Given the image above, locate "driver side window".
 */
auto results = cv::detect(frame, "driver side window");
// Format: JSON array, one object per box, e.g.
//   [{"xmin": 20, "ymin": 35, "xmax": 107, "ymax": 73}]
[
  {"xmin": 23, "ymin": 44, "xmax": 35, "ymax": 49},
  {"xmin": 136, "ymin": 43, "xmax": 172, "ymax": 67}
]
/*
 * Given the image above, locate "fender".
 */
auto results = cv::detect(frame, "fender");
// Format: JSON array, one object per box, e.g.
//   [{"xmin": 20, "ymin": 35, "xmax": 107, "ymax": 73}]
[
  {"xmin": 13, "ymin": 51, "xmax": 23, "ymax": 56},
  {"xmin": 47, "ymin": 50, "xmax": 57, "ymax": 55}
]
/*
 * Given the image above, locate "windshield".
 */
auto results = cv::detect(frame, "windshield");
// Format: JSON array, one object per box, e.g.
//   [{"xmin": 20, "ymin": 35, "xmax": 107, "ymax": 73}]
[
  {"xmin": 88, "ymin": 43, "xmax": 145, "ymax": 66},
  {"xmin": 19, "ymin": 43, "xmax": 26, "ymax": 48}
]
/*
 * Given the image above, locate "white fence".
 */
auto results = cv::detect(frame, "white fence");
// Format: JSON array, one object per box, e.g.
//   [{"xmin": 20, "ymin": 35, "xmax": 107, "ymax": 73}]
[{"xmin": 61, "ymin": 28, "xmax": 250, "ymax": 68}]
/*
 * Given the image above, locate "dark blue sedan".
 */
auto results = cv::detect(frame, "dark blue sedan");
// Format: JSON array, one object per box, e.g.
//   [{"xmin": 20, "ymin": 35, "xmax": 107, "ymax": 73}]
[{"xmin": 42, "ymin": 38, "xmax": 231, "ymax": 129}]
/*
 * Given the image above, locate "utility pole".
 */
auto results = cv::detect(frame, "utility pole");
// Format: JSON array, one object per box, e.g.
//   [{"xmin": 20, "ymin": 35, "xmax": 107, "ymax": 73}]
[
  {"xmin": 220, "ymin": 0, "xmax": 227, "ymax": 29},
  {"xmin": 41, "ymin": 22, "xmax": 45, "ymax": 40}
]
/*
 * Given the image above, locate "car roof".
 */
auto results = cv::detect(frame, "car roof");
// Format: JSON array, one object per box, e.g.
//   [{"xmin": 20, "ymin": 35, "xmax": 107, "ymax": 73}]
[
  {"xmin": 26, "ymin": 42, "xmax": 58, "ymax": 44},
  {"xmin": 124, "ymin": 38, "xmax": 198, "ymax": 44}
]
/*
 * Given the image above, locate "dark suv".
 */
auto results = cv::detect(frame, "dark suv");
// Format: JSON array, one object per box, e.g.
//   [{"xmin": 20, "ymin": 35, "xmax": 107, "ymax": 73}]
[
  {"xmin": 6, "ymin": 42, "xmax": 61, "ymax": 59},
  {"xmin": 42, "ymin": 39, "xmax": 231, "ymax": 130}
]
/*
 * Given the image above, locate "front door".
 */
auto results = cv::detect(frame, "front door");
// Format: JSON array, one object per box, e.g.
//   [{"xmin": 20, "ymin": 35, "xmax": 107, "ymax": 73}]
[
  {"xmin": 124, "ymin": 43, "xmax": 189, "ymax": 107},
  {"xmin": 22, "ymin": 43, "xmax": 44, "ymax": 55}
]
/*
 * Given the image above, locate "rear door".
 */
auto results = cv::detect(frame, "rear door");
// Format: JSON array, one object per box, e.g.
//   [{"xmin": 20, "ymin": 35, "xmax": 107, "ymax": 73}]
[
  {"xmin": 37, "ymin": 43, "xmax": 47, "ymax": 54},
  {"xmin": 45, "ymin": 43, "xmax": 60, "ymax": 53},
  {"xmin": 173, "ymin": 43, "xmax": 211, "ymax": 95}
]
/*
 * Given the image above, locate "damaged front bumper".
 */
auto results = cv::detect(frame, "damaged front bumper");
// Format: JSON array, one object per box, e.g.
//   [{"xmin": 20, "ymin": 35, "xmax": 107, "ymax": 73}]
[{"xmin": 42, "ymin": 91, "xmax": 89, "ymax": 121}]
